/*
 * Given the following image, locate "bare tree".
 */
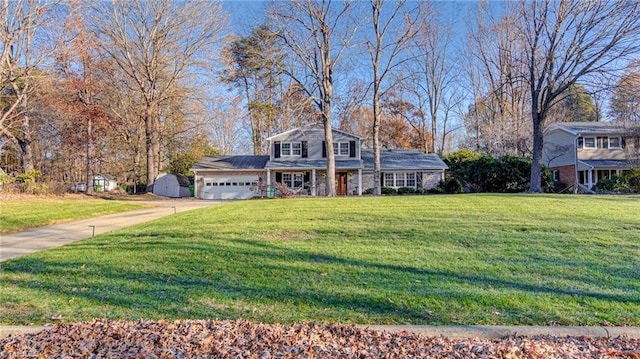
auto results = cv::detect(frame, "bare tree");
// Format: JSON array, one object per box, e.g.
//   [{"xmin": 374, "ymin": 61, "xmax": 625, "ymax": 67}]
[
  {"xmin": 1, "ymin": 0, "xmax": 60, "ymax": 173},
  {"xmin": 89, "ymin": 0, "xmax": 227, "ymax": 189},
  {"xmin": 270, "ymin": 0, "xmax": 359, "ymax": 197},
  {"xmin": 464, "ymin": 2, "xmax": 531, "ymax": 158},
  {"xmin": 518, "ymin": 0, "xmax": 640, "ymax": 192},
  {"xmin": 367, "ymin": 0, "xmax": 419, "ymax": 195}
]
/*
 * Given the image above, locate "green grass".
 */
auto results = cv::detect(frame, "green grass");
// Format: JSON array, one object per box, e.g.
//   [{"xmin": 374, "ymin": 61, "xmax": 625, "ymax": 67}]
[
  {"xmin": 0, "ymin": 197, "xmax": 147, "ymax": 234},
  {"xmin": 1, "ymin": 194, "xmax": 639, "ymax": 326}
]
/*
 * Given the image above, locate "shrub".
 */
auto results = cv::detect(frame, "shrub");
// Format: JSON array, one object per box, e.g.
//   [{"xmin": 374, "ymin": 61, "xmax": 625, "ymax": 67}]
[
  {"xmin": 381, "ymin": 187, "xmax": 397, "ymax": 195},
  {"xmin": 397, "ymin": 187, "xmax": 416, "ymax": 195},
  {"xmin": 443, "ymin": 152, "xmax": 553, "ymax": 193},
  {"xmin": 626, "ymin": 169, "xmax": 640, "ymax": 193},
  {"xmin": 363, "ymin": 188, "xmax": 374, "ymax": 195},
  {"xmin": 442, "ymin": 178, "xmax": 463, "ymax": 194},
  {"xmin": 594, "ymin": 172, "xmax": 640, "ymax": 193}
]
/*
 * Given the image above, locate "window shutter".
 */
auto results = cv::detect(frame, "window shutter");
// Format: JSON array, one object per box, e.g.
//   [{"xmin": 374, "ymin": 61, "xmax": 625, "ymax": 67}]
[
  {"xmin": 380, "ymin": 173, "xmax": 384, "ymax": 187},
  {"xmin": 621, "ymin": 137, "xmax": 626, "ymax": 148},
  {"xmin": 349, "ymin": 140, "xmax": 356, "ymax": 158},
  {"xmin": 275, "ymin": 172, "xmax": 282, "ymax": 183},
  {"xmin": 322, "ymin": 141, "xmax": 326, "ymax": 158},
  {"xmin": 304, "ymin": 172, "xmax": 310, "ymax": 183},
  {"xmin": 301, "ymin": 141, "xmax": 308, "ymax": 158},
  {"xmin": 274, "ymin": 141, "xmax": 281, "ymax": 158}
]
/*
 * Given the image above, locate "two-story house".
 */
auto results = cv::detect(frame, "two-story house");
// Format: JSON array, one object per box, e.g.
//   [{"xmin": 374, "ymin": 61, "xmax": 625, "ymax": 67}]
[
  {"xmin": 191, "ymin": 124, "xmax": 448, "ymax": 199},
  {"xmin": 543, "ymin": 122, "xmax": 639, "ymax": 190}
]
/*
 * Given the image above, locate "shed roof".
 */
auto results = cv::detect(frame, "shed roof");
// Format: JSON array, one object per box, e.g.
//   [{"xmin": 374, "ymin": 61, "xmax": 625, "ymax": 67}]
[
  {"xmin": 191, "ymin": 156, "xmax": 270, "ymax": 171},
  {"xmin": 361, "ymin": 149, "xmax": 448, "ymax": 171}
]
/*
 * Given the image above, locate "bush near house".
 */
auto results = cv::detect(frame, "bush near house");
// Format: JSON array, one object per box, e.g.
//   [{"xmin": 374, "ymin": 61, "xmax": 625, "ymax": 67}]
[
  {"xmin": 443, "ymin": 150, "xmax": 554, "ymax": 193},
  {"xmin": 594, "ymin": 169, "xmax": 640, "ymax": 193}
]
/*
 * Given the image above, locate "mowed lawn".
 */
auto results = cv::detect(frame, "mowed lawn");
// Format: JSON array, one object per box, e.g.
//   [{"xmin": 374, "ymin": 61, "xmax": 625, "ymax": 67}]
[
  {"xmin": 1, "ymin": 195, "xmax": 638, "ymax": 326},
  {"xmin": 0, "ymin": 196, "xmax": 148, "ymax": 235}
]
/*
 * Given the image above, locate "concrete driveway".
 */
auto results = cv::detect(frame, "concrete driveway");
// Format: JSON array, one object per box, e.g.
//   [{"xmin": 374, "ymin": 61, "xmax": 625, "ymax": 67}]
[{"xmin": 0, "ymin": 199, "xmax": 222, "ymax": 262}]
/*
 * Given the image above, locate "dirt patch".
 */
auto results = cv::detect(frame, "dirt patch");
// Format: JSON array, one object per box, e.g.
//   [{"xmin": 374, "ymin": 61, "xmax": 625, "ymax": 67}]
[{"xmin": 1, "ymin": 320, "xmax": 638, "ymax": 358}]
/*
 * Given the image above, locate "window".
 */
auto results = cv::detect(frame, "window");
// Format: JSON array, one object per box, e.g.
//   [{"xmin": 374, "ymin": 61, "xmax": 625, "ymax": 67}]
[
  {"xmin": 552, "ymin": 170, "xmax": 560, "ymax": 182},
  {"xmin": 281, "ymin": 142, "xmax": 301, "ymax": 157},
  {"xmin": 333, "ymin": 142, "xmax": 350, "ymax": 156},
  {"xmin": 405, "ymin": 173, "xmax": 416, "ymax": 187},
  {"xmin": 281, "ymin": 172, "xmax": 305, "ymax": 188},
  {"xmin": 291, "ymin": 142, "xmax": 302, "ymax": 156},
  {"xmin": 383, "ymin": 172, "xmax": 418, "ymax": 188},
  {"xmin": 384, "ymin": 173, "xmax": 394, "ymax": 187},
  {"xmin": 281, "ymin": 143, "xmax": 291, "ymax": 156},
  {"xmin": 583, "ymin": 137, "xmax": 596, "ymax": 149},
  {"xmin": 608, "ymin": 137, "xmax": 621, "ymax": 149},
  {"xmin": 597, "ymin": 136, "xmax": 608, "ymax": 149}
]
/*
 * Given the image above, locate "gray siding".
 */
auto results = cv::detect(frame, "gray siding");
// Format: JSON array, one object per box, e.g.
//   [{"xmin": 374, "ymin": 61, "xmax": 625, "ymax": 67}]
[
  {"xmin": 269, "ymin": 126, "xmax": 360, "ymax": 162},
  {"xmin": 543, "ymin": 128, "xmax": 576, "ymax": 168}
]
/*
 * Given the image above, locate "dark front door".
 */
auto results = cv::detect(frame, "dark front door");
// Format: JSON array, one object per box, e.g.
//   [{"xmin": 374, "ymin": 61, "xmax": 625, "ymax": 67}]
[{"xmin": 336, "ymin": 172, "xmax": 348, "ymax": 196}]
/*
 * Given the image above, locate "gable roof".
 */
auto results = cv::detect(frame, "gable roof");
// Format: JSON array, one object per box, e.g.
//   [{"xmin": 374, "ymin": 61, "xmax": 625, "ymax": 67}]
[
  {"xmin": 361, "ymin": 149, "xmax": 448, "ymax": 171},
  {"xmin": 191, "ymin": 155, "xmax": 270, "ymax": 171},
  {"xmin": 266, "ymin": 123, "xmax": 363, "ymax": 141},
  {"xmin": 549, "ymin": 122, "xmax": 629, "ymax": 136}
]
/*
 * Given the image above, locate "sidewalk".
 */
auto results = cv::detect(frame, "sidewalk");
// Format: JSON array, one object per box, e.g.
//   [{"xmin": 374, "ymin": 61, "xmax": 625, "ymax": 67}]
[
  {"xmin": 0, "ymin": 199, "xmax": 221, "ymax": 262},
  {"xmin": 2, "ymin": 324, "xmax": 640, "ymax": 340}
]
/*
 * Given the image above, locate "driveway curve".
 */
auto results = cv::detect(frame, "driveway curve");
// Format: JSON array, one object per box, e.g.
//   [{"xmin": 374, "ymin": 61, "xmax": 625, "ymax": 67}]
[{"xmin": 0, "ymin": 199, "xmax": 222, "ymax": 262}]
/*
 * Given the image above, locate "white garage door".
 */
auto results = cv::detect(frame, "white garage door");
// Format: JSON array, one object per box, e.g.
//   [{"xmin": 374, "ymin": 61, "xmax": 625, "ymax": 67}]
[{"xmin": 202, "ymin": 176, "xmax": 260, "ymax": 200}]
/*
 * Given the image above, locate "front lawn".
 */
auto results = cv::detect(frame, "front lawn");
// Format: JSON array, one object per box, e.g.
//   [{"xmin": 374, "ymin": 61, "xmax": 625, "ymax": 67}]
[
  {"xmin": 0, "ymin": 196, "xmax": 147, "ymax": 234},
  {"xmin": 1, "ymin": 195, "xmax": 638, "ymax": 326}
]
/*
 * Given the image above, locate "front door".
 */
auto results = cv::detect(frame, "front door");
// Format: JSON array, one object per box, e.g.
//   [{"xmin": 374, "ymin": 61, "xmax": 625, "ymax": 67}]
[{"xmin": 336, "ymin": 172, "xmax": 348, "ymax": 196}]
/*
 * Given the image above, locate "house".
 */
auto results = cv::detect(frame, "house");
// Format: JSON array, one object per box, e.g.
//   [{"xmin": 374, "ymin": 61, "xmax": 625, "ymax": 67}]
[
  {"xmin": 191, "ymin": 124, "xmax": 448, "ymax": 200},
  {"xmin": 543, "ymin": 122, "xmax": 639, "ymax": 190},
  {"xmin": 153, "ymin": 173, "xmax": 192, "ymax": 198}
]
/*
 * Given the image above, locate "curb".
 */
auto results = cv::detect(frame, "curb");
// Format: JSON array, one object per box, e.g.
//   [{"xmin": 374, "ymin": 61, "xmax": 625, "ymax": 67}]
[
  {"xmin": 361, "ymin": 325, "xmax": 640, "ymax": 339},
  {"xmin": 3, "ymin": 325, "xmax": 640, "ymax": 341}
]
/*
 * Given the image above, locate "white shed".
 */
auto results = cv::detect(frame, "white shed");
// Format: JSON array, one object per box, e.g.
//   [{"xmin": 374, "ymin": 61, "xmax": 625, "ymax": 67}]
[
  {"xmin": 153, "ymin": 173, "xmax": 191, "ymax": 198},
  {"xmin": 92, "ymin": 174, "xmax": 118, "ymax": 192}
]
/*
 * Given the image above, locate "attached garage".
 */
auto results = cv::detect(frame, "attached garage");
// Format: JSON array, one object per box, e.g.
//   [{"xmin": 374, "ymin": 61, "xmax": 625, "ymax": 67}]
[
  {"xmin": 201, "ymin": 175, "xmax": 262, "ymax": 200},
  {"xmin": 191, "ymin": 156, "xmax": 269, "ymax": 200}
]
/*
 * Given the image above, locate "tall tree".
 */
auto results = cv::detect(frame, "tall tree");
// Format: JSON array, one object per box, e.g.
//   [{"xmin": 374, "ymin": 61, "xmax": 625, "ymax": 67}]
[
  {"xmin": 271, "ymin": 0, "xmax": 359, "ymax": 197},
  {"xmin": 89, "ymin": 0, "xmax": 227, "ymax": 189},
  {"xmin": 518, "ymin": 0, "xmax": 640, "ymax": 192},
  {"xmin": 1, "ymin": 0, "xmax": 60, "ymax": 173},
  {"xmin": 221, "ymin": 24, "xmax": 284, "ymax": 155},
  {"xmin": 548, "ymin": 84, "xmax": 599, "ymax": 123},
  {"xmin": 610, "ymin": 61, "xmax": 640, "ymax": 123},
  {"xmin": 465, "ymin": 2, "xmax": 531, "ymax": 157},
  {"xmin": 367, "ymin": 0, "xmax": 419, "ymax": 195}
]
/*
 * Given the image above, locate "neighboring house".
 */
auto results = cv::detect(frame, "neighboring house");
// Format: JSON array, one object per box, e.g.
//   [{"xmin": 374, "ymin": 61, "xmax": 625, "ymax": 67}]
[
  {"xmin": 543, "ymin": 122, "xmax": 639, "ymax": 190},
  {"xmin": 92, "ymin": 174, "xmax": 118, "ymax": 192},
  {"xmin": 191, "ymin": 124, "xmax": 448, "ymax": 200},
  {"xmin": 153, "ymin": 173, "xmax": 191, "ymax": 198}
]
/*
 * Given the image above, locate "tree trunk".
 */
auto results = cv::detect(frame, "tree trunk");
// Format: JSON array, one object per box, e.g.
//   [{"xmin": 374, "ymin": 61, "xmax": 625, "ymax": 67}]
[
  {"xmin": 18, "ymin": 114, "xmax": 34, "ymax": 173},
  {"xmin": 324, "ymin": 109, "xmax": 336, "ymax": 197},
  {"xmin": 373, "ymin": 93, "xmax": 382, "ymax": 196},
  {"xmin": 86, "ymin": 117, "xmax": 93, "ymax": 194},
  {"xmin": 528, "ymin": 112, "xmax": 544, "ymax": 193},
  {"xmin": 144, "ymin": 109, "xmax": 158, "ymax": 191}
]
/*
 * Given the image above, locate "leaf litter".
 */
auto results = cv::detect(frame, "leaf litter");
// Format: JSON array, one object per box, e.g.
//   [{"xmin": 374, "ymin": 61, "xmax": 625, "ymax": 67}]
[{"xmin": 1, "ymin": 320, "xmax": 639, "ymax": 358}]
